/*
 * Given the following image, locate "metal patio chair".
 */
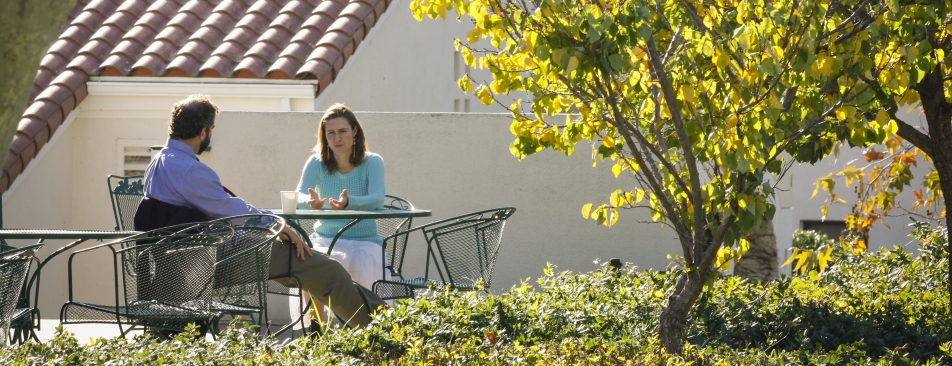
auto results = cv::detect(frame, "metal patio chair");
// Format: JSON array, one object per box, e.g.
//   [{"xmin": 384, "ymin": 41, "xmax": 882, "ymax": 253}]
[
  {"xmin": 270, "ymin": 195, "xmax": 415, "ymax": 334},
  {"xmin": 1, "ymin": 244, "xmax": 43, "ymax": 345},
  {"xmin": 206, "ymin": 214, "xmax": 281, "ymax": 335},
  {"xmin": 107, "ymin": 175, "xmax": 144, "ymax": 231},
  {"xmin": 372, "ymin": 207, "xmax": 516, "ymax": 300},
  {"xmin": 60, "ymin": 222, "xmax": 235, "ymax": 338}
]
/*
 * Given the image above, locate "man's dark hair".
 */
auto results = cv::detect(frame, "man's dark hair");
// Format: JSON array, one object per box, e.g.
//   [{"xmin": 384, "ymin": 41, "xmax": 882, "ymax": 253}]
[{"xmin": 168, "ymin": 94, "xmax": 218, "ymax": 139}]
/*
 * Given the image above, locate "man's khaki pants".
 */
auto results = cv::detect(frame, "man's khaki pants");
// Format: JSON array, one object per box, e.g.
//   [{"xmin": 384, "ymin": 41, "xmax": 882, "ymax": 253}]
[{"xmin": 268, "ymin": 241, "xmax": 387, "ymax": 328}]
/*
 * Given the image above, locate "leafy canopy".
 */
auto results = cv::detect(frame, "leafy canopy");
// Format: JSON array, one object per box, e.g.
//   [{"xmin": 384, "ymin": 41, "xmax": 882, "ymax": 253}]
[{"xmin": 411, "ymin": 0, "xmax": 935, "ymax": 256}]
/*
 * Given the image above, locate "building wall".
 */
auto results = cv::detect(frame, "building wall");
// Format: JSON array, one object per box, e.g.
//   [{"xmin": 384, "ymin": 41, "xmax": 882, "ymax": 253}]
[{"xmin": 315, "ymin": 0, "xmax": 524, "ymax": 113}]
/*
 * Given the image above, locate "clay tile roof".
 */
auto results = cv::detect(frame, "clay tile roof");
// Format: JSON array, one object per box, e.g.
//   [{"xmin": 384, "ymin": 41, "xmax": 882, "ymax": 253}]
[{"xmin": 5, "ymin": 0, "xmax": 393, "ymax": 192}]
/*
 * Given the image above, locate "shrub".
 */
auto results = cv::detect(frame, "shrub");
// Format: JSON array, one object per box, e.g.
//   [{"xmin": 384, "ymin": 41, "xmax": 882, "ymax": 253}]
[{"xmin": 2, "ymin": 225, "xmax": 950, "ymax": 365}]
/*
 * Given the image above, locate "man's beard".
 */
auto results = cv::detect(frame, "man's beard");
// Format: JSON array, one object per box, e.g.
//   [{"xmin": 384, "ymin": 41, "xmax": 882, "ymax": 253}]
[{"xmin": 197, "ymin": 133, "xmax": 211, "ymax": 155}]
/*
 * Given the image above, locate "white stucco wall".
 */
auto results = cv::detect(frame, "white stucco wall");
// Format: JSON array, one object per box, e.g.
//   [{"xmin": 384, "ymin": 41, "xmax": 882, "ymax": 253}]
[{"xmin": 315, "ymin": 0, "xmax": 524, "ymax": 113}]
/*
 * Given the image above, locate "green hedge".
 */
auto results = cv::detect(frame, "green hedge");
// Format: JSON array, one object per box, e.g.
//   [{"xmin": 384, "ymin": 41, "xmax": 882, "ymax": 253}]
[{"xmin": 2, "ymin": 224, "xmax": 950, "ymax": 365}]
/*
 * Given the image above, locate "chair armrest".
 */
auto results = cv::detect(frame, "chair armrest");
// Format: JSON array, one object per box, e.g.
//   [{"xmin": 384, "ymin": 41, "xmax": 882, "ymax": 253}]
[{"xmin": 65, "ymin": 242, "xmax": 120, "ymax": 307}]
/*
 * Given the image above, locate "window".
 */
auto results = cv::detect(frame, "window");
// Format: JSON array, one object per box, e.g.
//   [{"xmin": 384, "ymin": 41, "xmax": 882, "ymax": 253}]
[
  {"xmin": 801, "ymin": 220, "xmax": 847, "ymax": 241},
  {"xmin": 117, "ymin": 140, "xmax": 162, "ymax": 176},
  {"xmin": 454, "ymin": 50, "xmax": 472, "ymax": 112}
]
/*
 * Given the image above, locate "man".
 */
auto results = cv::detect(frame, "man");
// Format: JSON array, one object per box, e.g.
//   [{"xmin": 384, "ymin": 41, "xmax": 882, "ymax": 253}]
[{"xmin": 134, "ymin": 94, "xmax": 386, "ymax": 329}]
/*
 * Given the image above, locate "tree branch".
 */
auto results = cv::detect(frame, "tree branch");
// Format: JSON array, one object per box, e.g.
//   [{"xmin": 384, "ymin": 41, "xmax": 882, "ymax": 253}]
[
  {"xmin": 892, "ymin": 113, "xmax": 933, "ymax": 156},
  {"xmin": 644, "ymin": 34, "xmax": 708, "ymax": 264}
]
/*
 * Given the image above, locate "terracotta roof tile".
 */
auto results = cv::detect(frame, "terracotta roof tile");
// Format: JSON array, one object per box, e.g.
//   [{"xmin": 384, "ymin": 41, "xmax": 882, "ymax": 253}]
[
  {"xmin": 61, "ymin": 25, "xmax": 95, "ymax": 45},
  {"xmin": 36, "ymin": 82, "xmax": 73, "ymax": 105},
  {"xmin": 17, "ymin": 118, "xmax": 48, "ymax": 143},
  {"xmin": 6, "ymin": 0, "xmax": 394, "ymax": 192},
  {"xmin": 62, "ymin": 0, "xmax": 93, "ymax": 29},
  {"xmin": 72, "ymin": 9, "xmax": 108, "ymax": 30},
  {"xmin": 222, "ymin": 0, "xmax": 258, "ymax": 19},
  {"xmin": 125, "ymin": 24, "xmax": 160, "ymax": 42},
  {"xmin": 39, "ymin": 54, "xmax": 70, "ymax": 76},
  {"xmin": 44, "ymin": 107, "xmax": 66, "ymax": 136}
]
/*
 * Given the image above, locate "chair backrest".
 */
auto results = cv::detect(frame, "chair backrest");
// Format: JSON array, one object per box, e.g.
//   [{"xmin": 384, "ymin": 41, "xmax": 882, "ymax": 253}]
[
  {"xmin": 0, "ymin": 244, "xmax": 43, "ymax": 344},
  {"xmin": 426, "ymin": 207, "xmax": 515, "ymax": 290},
  {"xmin": 117, "ymin": 222, "xmax": 234, "ymax": 310},
  {"xmin": 379, "ymin": 195, "xmax": 415, "ymax": 278},
  {"xmin": 207, "ymin": 215, "xmax": 280, "ymax": 313},
  {"xmin": 108, "ymin": 175, "xmax": 144, "ymax": 231}
]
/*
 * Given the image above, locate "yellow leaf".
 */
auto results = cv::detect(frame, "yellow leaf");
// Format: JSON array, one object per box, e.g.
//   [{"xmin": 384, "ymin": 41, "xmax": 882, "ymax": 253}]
[
  {"xmin": 841, "ymin": 164, "xmax": 863, "ymax": 187},
  {"xmin": 835, "ymin": 106, "xmax": 851, "ymax": 121},
  {"xmin": 581, "ymin": 203, "xmax": 593, "ymax": 219},
  {"xmin": 884, "ymin": 119, "xmax": 898, "ymax": 138},
  {"xmin": 634, "ymin": 189, "xmax": 645, "ymax": 203},
  {"xmin": 461, "ymin": 47, "xmax": 475, "ymax": 67},
  {"xmin": 737, "ymin": 238, "xmax": 750, "ymax": 258},
  {"xmin": 782, "ymin": 248, "xmax": 799, "ymax": 267},
  {"xmin": 490, "ymin": 80, "xmax": 506, "ymax": 94},
  {"xmin": 475, "ymin": 84, "xmax": 493, "ymax": 106},
  {"xmin": 409, "ymin": 0, "xmax": 423, "ymax": 21},
  {"xmin": 680, "ymin": 84, "xmax": 695, "ymax": 104},
  {"xmin": 457, "ymin": 77, "xmax": 472, "ymax": 93},
  {"xmin": 612, "ymin": 163, "xmax": 621, "ymax": 178},
  {"xmin": 566, "ymin": 56, "xmax": 579, "ymax": 75},
  {"xmin": 714, "ymin": 50, "xmax": 729, "ymax": 70},
  {"xmin": 820, "ymin": 206, "xmax": 828, "ymax": 220}
]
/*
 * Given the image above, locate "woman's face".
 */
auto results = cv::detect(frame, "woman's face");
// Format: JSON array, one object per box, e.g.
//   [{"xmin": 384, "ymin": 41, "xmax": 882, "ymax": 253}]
[{"xmin": 324, "ymin": 117, "xmax": 355, "ymax": 158}]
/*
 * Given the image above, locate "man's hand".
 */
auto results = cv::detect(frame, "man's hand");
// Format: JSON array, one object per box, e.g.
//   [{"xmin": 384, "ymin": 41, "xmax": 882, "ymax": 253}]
[
  {"xmin": 307, "ymin": 188, "xmax": 326, "ymax": 209},
  {"xmin": 329, "ymin": 189, "xmax": 349, "ymax": 210},
  {"xmin": 280, "ymin": 227, "xmax": 312, "ymax": 260}
]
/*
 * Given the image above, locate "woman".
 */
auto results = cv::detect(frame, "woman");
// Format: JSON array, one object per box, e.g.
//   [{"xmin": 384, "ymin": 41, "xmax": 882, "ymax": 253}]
[{"xmin": 295, "ymin": 103, "xmax": 386, "ymax": 291}]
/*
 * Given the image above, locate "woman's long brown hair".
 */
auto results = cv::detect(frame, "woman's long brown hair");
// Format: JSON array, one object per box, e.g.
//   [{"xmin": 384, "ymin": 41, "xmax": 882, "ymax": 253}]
[{"xmin": 313, "ymin": 103, "xmax": 367, "ymax": 173}]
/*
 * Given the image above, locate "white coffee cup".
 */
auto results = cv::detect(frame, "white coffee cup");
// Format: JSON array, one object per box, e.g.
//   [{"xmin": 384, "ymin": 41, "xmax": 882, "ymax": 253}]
[{"xmin": 280, "ymin": 191, "xmax": 298, "ymax": 214}]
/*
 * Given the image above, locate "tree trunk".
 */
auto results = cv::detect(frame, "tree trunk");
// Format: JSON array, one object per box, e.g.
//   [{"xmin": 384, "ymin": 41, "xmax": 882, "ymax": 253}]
[
  {"xmin": 734, "ymin": 218, "xmax": 779, "ymax": 283},
  {"xmin": 659, "ymin": 270, "xmax": 707, "ymax": 355},
  {"xmin": 915, "ymin": 65, "xmax": 952, "ymax": 308},
  {"xmin": 0, "ymin": 0, "xmax": 76, "ymax": 167}
]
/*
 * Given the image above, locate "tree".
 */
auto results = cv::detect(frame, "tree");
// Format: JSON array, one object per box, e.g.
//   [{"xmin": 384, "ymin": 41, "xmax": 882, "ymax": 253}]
[
  {"xmin": 411, "ymin": 0, "xmax": 949, "ymax": 354},
  {"xmin": 0, "ymin": 0, "xmax": 76, "ymax": 185},
  {"xmin": 807, "ymin": 1, "xmax": 951, "ymax": 302}
]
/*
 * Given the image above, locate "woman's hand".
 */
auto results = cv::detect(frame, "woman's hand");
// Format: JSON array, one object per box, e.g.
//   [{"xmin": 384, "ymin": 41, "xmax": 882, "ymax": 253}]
[
  {"xmin": 329, "ymin": 189, "xmax": 349, "ymax": 210},
  {"xmin": 307, "ymin": 188, "xmax": 326, "ymax": 209}
]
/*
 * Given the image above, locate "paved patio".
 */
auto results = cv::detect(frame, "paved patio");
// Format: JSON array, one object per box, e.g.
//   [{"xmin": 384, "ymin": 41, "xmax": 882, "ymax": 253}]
[{"xmin": 31, "ymin": 319, "xmax": 312, "ymax": 345}]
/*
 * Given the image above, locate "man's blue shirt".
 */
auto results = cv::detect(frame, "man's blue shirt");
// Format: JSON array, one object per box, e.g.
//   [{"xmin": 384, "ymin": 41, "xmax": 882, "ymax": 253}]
[{"xmin": 142, "ymin": 138, "xmax": 269, "ymax": 219}]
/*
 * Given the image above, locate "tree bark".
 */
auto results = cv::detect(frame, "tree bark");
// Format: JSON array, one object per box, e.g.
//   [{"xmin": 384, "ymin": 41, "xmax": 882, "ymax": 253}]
[
  {"xmin": 734, "ymin": 218, "xmax": 779, "ymax": 283},
  {"xmin": 0, "ymin": 0, "xmax": 76, "ymax": 166},
  {"xmin": 659, "ymin": 269, "xmax": 707, "ymax": 354},
  {"xmin": 913, "ymin": 66, "xmax": 952, "ymax": 308}
]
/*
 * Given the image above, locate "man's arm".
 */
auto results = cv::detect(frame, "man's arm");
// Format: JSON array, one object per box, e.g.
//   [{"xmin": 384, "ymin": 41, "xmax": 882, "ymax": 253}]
[{"xmin": 180, "ymin": 164, "xmax": 267, "ymax": 219}]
